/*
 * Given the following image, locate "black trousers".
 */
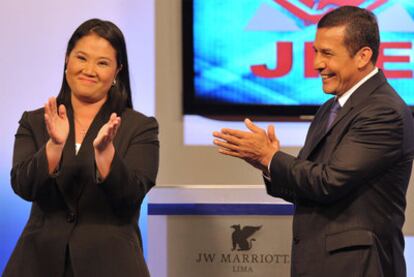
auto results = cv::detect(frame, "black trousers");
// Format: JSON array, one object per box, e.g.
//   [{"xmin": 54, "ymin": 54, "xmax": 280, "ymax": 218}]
[{"xmin": 63, "ymin": 246, "xmax": 74, "ymax": 277}]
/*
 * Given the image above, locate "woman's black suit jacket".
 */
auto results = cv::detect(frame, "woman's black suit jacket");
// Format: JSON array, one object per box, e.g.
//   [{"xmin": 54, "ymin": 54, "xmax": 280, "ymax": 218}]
[{"xmin": 3, "ymin": 102, "xmax": 159, "ymax": 277}]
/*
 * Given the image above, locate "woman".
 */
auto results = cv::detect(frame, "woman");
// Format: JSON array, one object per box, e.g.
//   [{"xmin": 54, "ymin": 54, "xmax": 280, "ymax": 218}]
[{"xmin": 3, "ymin": 19, "xmax": 158, "ymax": 277}]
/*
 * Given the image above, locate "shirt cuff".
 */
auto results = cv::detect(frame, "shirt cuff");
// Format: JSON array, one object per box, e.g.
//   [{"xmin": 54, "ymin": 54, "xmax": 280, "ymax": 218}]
[{"xmin": 262, "ymin": 155, "xmax": 274, "ymax": 181}]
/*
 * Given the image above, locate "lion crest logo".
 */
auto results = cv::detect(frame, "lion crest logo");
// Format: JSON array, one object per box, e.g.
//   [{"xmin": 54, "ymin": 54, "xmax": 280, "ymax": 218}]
[{"xmin": 231, "ymin": 224, "xmax": 262, "ymax": 251}]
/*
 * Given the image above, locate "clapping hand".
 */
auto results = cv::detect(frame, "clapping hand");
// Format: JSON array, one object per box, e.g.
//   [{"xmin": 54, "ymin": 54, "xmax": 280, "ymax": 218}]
[
  {"xmin": 93, "ymin": 113, "xmax": 121, "ymax": 180},
  {"xmin": 44, "ymin": 97, "xmax": 69, "ymax": 146},
  {"xmin": 213, "ymin": 119, "xmax": 280, "ymax": 172},
  {"xmin": 93, "ymin": 113, "xmax": 121, "ymax": 152},
  {"xmin": 44, "ymin": 97, "xmax": 69, "ymax": 173}
]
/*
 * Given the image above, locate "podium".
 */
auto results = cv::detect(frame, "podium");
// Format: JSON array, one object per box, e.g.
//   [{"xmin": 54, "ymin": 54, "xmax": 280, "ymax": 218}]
[{"xmin": 147, "ymin": 185, "xmax": 294, "ymax": 277}]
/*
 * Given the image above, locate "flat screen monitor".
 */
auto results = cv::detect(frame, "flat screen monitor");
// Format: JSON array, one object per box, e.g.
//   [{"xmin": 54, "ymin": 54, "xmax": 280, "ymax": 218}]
[{"xmin": 182, "ymin": 0, "xmax": 414, "ymax": 118}]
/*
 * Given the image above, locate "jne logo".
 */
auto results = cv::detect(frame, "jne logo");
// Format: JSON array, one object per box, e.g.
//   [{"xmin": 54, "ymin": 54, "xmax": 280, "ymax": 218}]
[{"xmin": 247, "ymin": 0, "xmax": 413, "ymax": 79}]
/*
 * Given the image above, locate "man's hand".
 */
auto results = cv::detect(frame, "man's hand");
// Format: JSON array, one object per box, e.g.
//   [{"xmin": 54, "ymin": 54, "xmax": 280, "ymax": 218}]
[{"xmin": 213, "ymin": 118, "xmax": 280, "ymax": 172}]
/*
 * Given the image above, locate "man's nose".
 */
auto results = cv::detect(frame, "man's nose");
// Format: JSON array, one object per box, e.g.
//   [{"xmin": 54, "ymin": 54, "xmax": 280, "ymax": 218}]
[{"xmin": 313, "ymin": 54, "xmax": 326, "ymax": 71}]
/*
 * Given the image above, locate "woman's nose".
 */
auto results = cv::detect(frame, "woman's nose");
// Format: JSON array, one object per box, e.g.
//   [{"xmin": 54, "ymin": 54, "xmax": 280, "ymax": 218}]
[{"xmin": 82, "ymin": 62, "xmax": 96, "ymax": 76}]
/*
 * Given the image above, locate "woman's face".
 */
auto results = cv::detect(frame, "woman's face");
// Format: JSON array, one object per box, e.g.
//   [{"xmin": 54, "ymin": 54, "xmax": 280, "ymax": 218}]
[{"xmin": 65, "ymin": 33, "xmax": 119, "ymax": 104}]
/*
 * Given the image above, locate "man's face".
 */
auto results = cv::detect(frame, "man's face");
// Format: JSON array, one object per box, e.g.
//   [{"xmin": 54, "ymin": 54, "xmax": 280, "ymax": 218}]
[{"xmin": 313, "ymin": 26, "xmax": 362, "ymax": 96}]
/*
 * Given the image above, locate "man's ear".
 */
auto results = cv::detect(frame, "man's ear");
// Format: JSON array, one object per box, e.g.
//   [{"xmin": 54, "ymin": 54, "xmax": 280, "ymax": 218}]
[{"xmin": 356, "ymin": 47, "xmax": 373, "ymax": 69}]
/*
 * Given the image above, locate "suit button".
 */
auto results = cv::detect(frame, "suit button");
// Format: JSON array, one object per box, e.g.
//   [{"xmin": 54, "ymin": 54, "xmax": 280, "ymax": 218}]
[
  {"xmin": 293, "ymin": 236, "xmax": 300, "ymax": 244},
  {"xmin": 66, "ymin": 212, "xmax": 76, "ymax": 223}
]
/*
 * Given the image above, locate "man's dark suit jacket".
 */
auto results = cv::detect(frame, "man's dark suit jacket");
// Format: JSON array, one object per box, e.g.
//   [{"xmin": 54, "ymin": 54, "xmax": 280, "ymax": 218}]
[
  {"xmin": 265, "ymin": 71, "xmax": 414, "ymax": 277},
  {"xmin": 3, "ymin": 101, "xmax": 159, "ymax": 277}
]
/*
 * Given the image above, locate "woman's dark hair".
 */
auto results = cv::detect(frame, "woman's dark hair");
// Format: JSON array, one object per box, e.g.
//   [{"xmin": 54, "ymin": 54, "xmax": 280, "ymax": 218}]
[
  {"xmin": 318, "ymin": 6, "xmax": 380, "ymax": 65},
  {"xmin": 57, "ymin": 18, "xmax": 133, "ymax": 114}
]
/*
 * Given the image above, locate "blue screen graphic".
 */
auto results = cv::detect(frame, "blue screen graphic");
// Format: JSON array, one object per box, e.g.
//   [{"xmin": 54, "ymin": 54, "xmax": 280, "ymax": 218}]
[{"xmin": 192, "ymin": 0, "xmax": 414, "ymax": 107}]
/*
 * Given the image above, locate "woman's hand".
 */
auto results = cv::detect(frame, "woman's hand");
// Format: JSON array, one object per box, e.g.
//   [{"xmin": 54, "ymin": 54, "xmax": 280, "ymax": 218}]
[
  {"xmin": 94, "ymin": 113, "xmax": 121, "ymax": 180},
  {"xmin": 44, "ymin": 97, "xmax": 69, "ymax": 174},
  {"xmin": 44, "ymin": 97, "xmax": 69, "ymax": 145},
  {"xmin": 93, "ymin": 113, "xmax": 121, "ymax": 152}
]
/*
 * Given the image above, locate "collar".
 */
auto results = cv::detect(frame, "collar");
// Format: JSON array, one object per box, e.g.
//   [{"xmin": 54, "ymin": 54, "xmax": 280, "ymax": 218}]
[{"xmin": 337, "ymin": 67, "xmax": 379, "ymax": 107}]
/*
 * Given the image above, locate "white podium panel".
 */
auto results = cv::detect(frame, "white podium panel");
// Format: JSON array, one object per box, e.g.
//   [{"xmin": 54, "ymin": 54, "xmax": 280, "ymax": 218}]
[{"xmin": 148, "ymin": 185, "xmax": 294, "ymax": 277}]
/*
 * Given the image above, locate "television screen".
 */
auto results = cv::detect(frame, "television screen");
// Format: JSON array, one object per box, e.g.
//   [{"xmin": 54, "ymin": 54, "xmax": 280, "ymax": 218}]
[{"xmin": 183, "ymin": 0, "xmax": 414, "ymax": 117}]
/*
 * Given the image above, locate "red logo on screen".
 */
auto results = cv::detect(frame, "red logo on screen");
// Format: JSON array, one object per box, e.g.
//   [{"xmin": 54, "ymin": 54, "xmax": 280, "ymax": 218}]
[
  {"xmin": 250, "ymin": 1, "xmax": 412, "ymax": 79},
  {"xmin": 274, "ymin": 0, "xmax": 388, "ymax": 25}
]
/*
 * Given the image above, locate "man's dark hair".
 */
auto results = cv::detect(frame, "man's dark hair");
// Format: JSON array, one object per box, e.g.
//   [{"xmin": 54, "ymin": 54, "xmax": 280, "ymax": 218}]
[
  {"xmin": 58, "ymin": 18, "xmax": 133, "ymax": 114},
  {"xmin": 317, "ymin": 6, "xmax": 380, "ymax": 64}
]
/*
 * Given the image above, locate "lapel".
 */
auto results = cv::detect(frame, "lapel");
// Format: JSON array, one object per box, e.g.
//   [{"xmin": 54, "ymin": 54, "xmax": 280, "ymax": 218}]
[
  {"xmin": 301, "ymin": 70, "xmax": 387, "ymax": 160},
  {"xmin": 57, "ymin": 100, "xmax": 112, "ymax": 208},
  {"xmin": 299, "ymin": 99, "xmax": 333, "ymax": 159},
  {"xmin": 75, "ymin": 100, "xmax": 112, "ymax": 160}
]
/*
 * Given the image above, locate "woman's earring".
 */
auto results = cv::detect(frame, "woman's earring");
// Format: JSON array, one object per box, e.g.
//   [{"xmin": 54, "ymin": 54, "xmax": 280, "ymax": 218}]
[
  {"xmin": 112, "ymin": 79, "xmax": 117, "ymax": 86},
  {"xmin": 65, "ymin": 69, "xmax": 67, "ymax": 74}
]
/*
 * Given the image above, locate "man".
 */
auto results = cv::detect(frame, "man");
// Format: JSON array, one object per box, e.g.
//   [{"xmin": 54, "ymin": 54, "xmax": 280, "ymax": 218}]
[{"xmin": 213, "ymin": 6, "xmax": 414, "ymax": 277}]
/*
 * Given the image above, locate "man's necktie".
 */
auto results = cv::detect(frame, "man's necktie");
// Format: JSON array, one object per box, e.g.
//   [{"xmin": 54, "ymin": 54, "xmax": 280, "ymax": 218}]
[{"xmin": 326, "ymin": 100, "xmax": 341, "ymax": 131}]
